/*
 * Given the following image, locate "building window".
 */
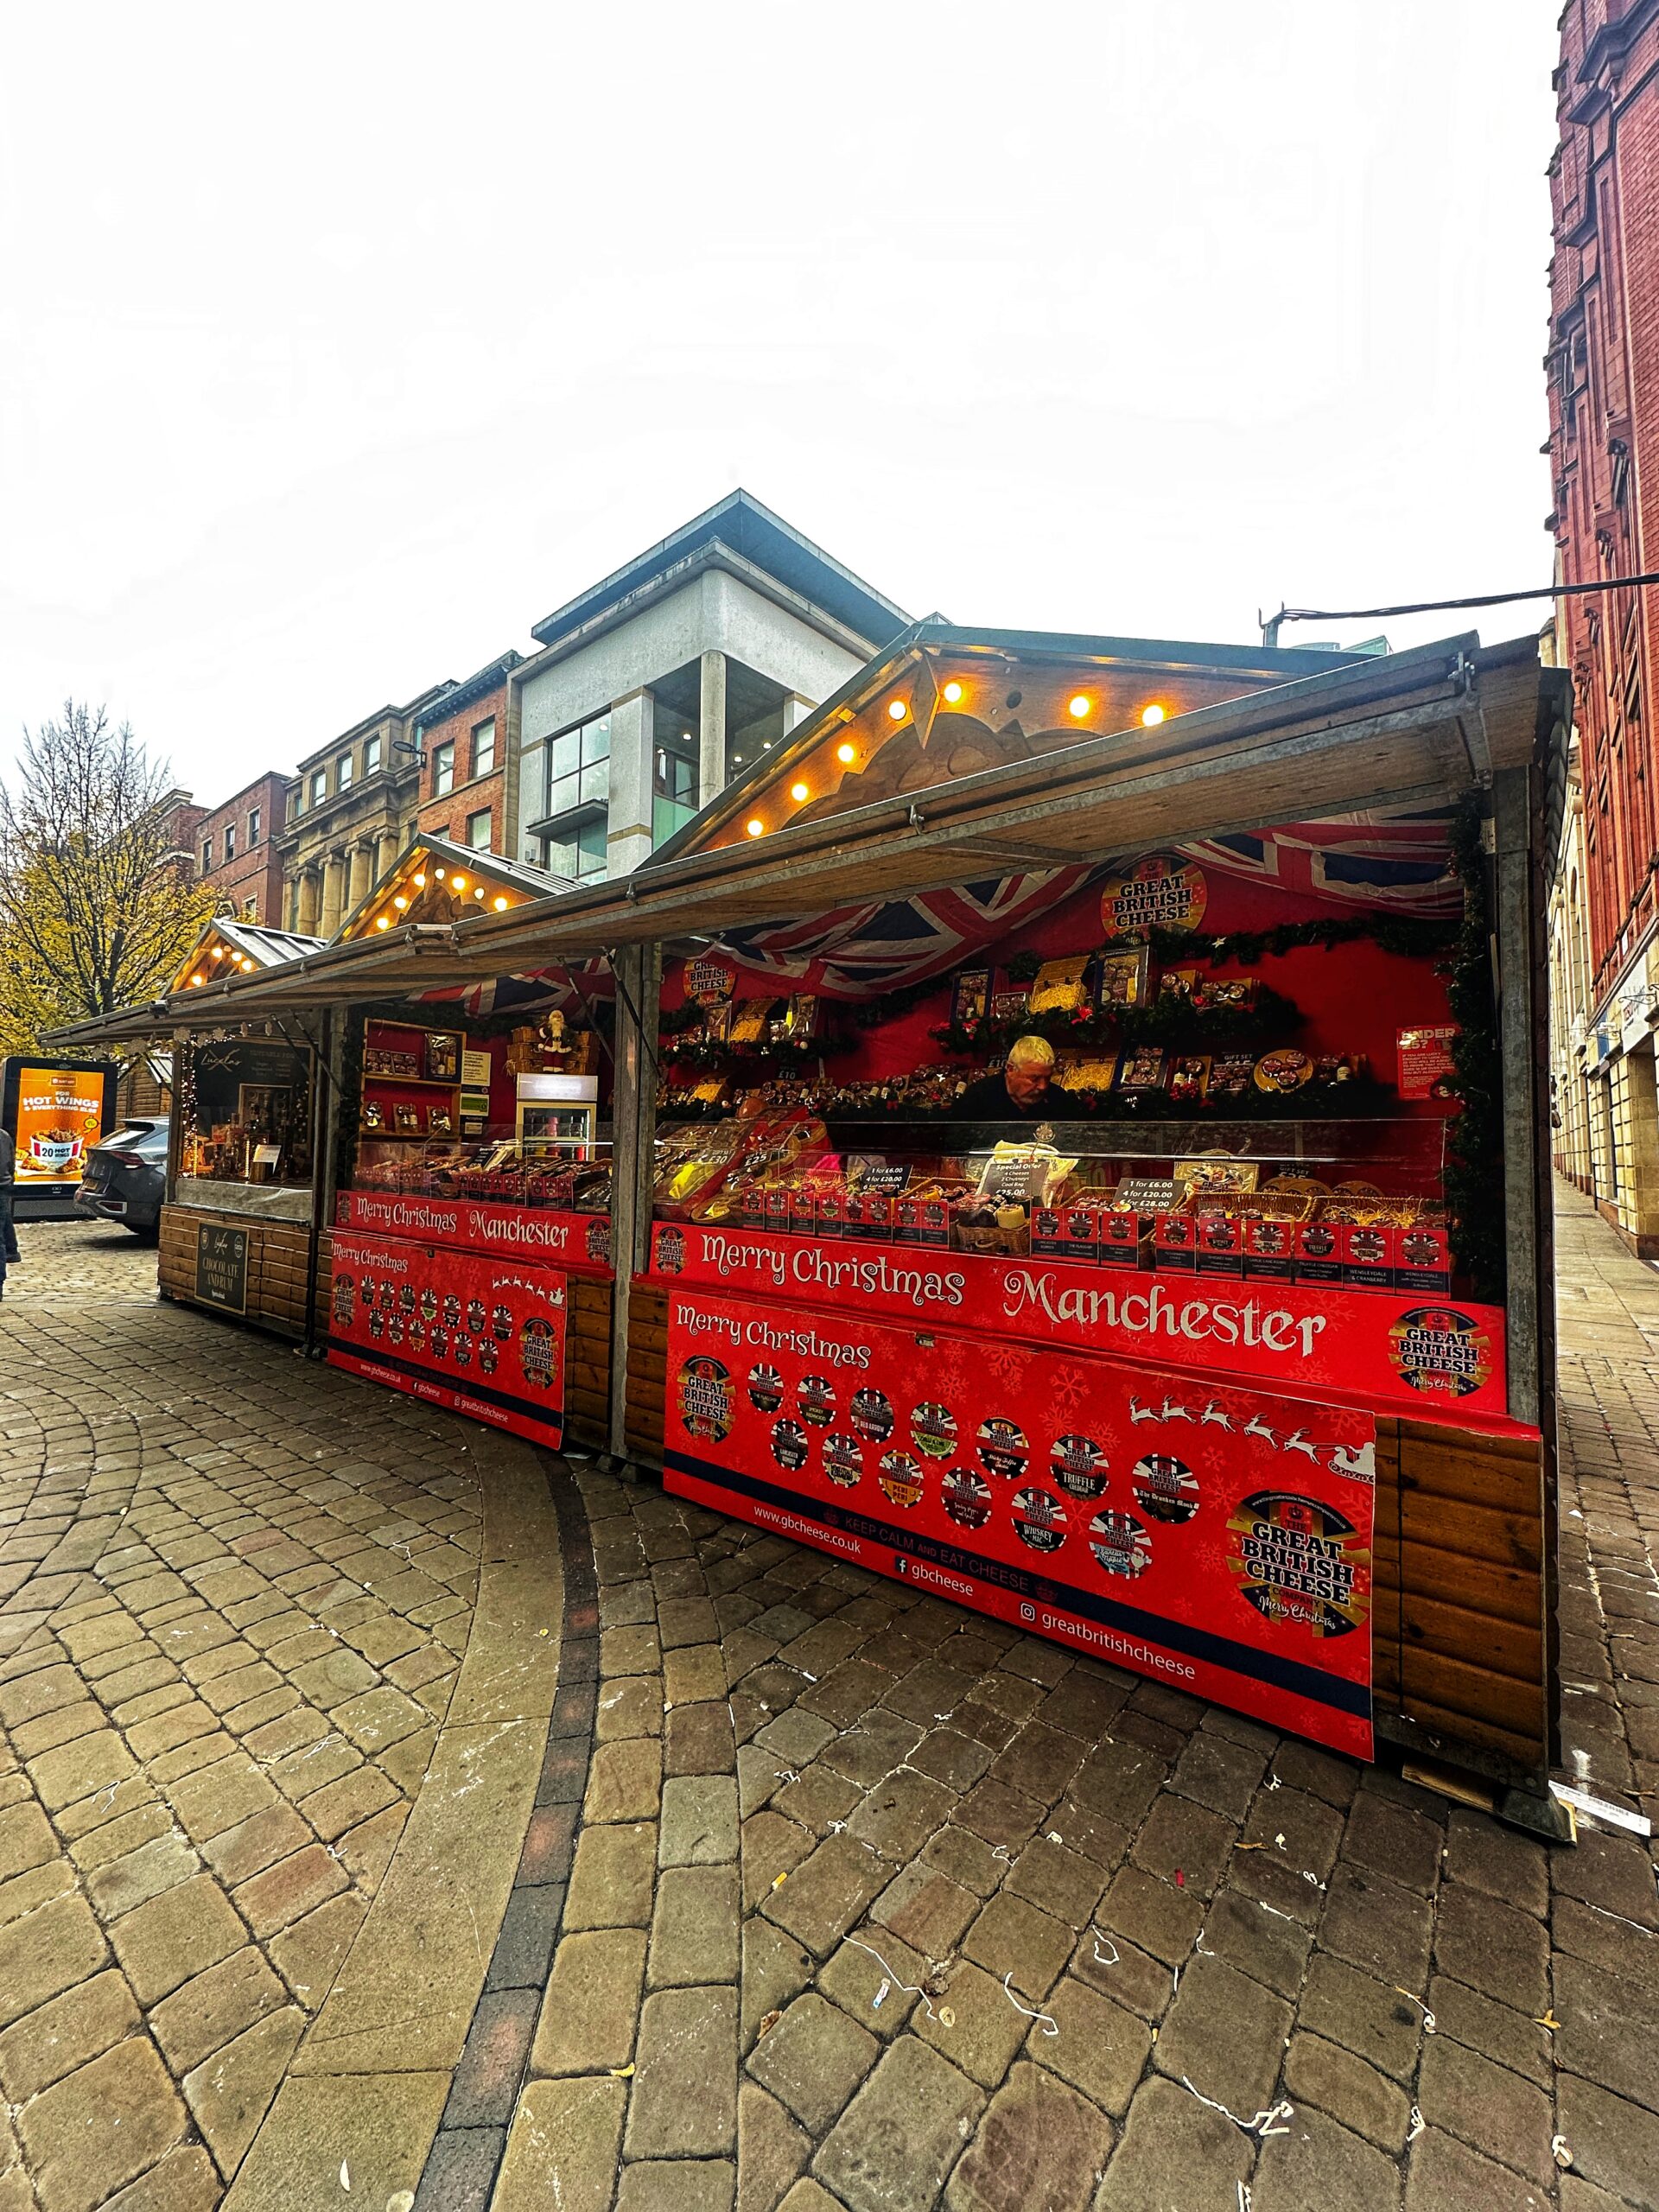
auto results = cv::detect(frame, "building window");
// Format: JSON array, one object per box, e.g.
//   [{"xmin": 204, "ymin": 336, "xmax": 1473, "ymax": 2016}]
[
  {"xmin": 201, "ymin": 836, "xmax": 213, "ymax": 872},
  {"xmin": 225, "ymin": 823, "xmax": 236, "ymax": 861},
  {"xmin": 365, "ymin": 735, "xmax": 382, "ymax": 774},
  {"xmin": 545, "ymin": 817, "xmax": 607, "ymax": 881},
  {"xmin": 249, "ymin": 806, "xmax": 261, "ymax": 847},
  {"xmin": 473, "ymin": 718, "xmax": 496, "ymax": 779},
  {"xmin": 311, "ymin": 768, "xmax": 327, "ymax": 806},
  {"xmin": 545, "ymin": 712, "xmax": 610, "ymax": 819},
  {"xmin": 338, "ymin": 753, "xmax": 353, "ymax": 791},
  {"xmin": 467, "ymin": 808, "xmax": 492, "ymax": 850},
  {"xmin": 434, "ymin": 740, "xmax": 455, "ymax": 797}
]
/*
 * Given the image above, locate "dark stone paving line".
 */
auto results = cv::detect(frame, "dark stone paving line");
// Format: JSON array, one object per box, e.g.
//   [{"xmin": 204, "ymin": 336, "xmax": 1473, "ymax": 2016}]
[{"xmin": 412, "ymin": 1452, "xmax": 598, "ymax": 2212}]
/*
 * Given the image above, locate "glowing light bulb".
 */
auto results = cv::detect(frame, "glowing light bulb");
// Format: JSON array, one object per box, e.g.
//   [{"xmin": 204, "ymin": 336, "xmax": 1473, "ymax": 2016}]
[
  {"xmin": 191, "ymin": 974, "xmax": 205, "ymax": 987},
  {"xmin": 434, "ymin": 867, "xmax": 447, "ymax": 881},
  {"xmin": 452, "ymin": 874, "xmax": 467, "ymax": 892},
  {"xmin": 393, "ymin": 894, "xmax": 408, "ymax": 910},
  {"xmin": 493, "ymin": 895, "xmax": 509, "ymax": 912},
  {"xmin": 942, "ymin": 680, "xmax": 963, "ymax": 704},
  {"xmin": 887, "ymin": 699, "xmax": 907, "ymax": 721},
  {"xmin": 1141, "ymin": 702, "xmax": 1166, "ymax": 727},
  {"xmin": 747, "ymin": 818, "xmax": 765, "ymax": 838},
  {"xmin": 791, "ymin": 782, "xmax": 810, "ymax": 803},
  {"xmin": 1068, "ymin": 695, "xmax": 1091, "ymax": 719},
  {"xmin": 474, "ymin": 887, "xmax": 485, "ymax": 899},
  {"xmin": 413, "ymin": 873, "xmax": 426, "ymax": 888},
  {"xmin": 209, "ymin": 945, "xmax": 224, "ymax": 959},
  {"xmin": 836, "ymin": 742, "xmax": 856, "ymax": 765}
]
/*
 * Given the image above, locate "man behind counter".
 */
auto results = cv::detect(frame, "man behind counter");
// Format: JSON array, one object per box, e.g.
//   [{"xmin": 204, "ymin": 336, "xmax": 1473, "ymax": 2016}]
[{"xmin": 957, "ymin": 1034, "xmax": 1057, "ymax": 1120}]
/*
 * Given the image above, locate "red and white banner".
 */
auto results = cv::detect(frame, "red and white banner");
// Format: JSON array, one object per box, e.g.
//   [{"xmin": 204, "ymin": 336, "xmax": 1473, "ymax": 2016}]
[
  {"xmin": 647, "ymin": 1223, "xmax": 1514, "ymax": 1427},
  {"xmin": 663, "ymin": 1288, "xmax": 1376, "ymax": 1758},
  {"xmin": 336, "ymin": 1190, "xmax": 612, "ymax": 1275},
  {"xmin": 327, "ymin": 1228, "xmax": 568, "ymax": 1449}
]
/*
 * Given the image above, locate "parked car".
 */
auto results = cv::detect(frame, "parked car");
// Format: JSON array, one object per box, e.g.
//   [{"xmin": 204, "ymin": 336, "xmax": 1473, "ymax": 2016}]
[{"xmin": 76, "ymin": 1118, "xmax": 168, "ymax": 1239}]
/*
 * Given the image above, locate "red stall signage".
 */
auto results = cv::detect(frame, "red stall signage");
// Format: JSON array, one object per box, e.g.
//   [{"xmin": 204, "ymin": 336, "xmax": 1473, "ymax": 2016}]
[
  {"xmin": 646, "ymin": 1224, "xmax": 1513, "ymax": 1425},
  {"xmin": 336, "ymin": 1190, "xmax": 612, "ymax": 1274},
  {"xmin": 663, "ymin": 1288, "xmax": 1376, "ymax": 1758},
  {"xmin": 327, "ymin": 1228, "xmax": 569, "ymax": 1449}
]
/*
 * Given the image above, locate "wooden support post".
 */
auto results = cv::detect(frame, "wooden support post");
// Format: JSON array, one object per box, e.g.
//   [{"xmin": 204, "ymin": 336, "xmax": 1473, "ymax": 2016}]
[
  {"xmin": 607, "ymin": 941, "xmax": 662, "ymax": 1461},
  {"xmin": 1493, "ymin": 767, "xmax": 1540, "ymax": 1427}
]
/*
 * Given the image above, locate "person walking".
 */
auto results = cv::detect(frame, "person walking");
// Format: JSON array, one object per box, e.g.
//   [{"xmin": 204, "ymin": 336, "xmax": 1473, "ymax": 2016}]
[{"xmin": 0, "ymin": 1148, "xmax": 19, "ymax": 1273}]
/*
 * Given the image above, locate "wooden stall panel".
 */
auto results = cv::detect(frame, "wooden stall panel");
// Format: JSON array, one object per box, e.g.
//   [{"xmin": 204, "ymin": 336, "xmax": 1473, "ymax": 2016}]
[
  {"xmin": 626, "ymin": 1281, "xmax": 667, "ymax": 1463},
  {"xmin": 567, "ymin": 1275, "xmax": 612, "ymax": 1448}
]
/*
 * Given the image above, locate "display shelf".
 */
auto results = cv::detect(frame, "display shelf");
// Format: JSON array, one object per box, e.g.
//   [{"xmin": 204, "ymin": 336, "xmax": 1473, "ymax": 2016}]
[{"xmin": 361, "ymin": 1074, "xmax": 463, "ymax": 1090}]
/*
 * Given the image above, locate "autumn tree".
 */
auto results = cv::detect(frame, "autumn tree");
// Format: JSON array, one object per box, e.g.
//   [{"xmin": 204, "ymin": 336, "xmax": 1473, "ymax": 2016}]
[{"xmin": 0, "ymin": 702, "xmax": 218, "ymax": 1050}]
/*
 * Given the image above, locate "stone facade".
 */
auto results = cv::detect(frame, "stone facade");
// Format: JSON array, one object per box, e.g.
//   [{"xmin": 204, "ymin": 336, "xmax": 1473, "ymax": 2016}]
[
  {"xmin": 275, "ymin": 687, "xmax": 452, "ymax": 940},
  {"xmin": 410, "ymin": 656, "xmax": 521, "ymax": 865}
]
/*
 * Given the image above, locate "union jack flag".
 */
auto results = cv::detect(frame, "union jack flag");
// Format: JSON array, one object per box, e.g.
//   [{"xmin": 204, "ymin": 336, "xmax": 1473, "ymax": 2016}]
[
  {"xmin": 1179, "ymin": 810, "xmax": 1459, "ymax": 916},
  {"xmin": 713, "ymin": 869, "xmax": 1093, "ymax": 996}
]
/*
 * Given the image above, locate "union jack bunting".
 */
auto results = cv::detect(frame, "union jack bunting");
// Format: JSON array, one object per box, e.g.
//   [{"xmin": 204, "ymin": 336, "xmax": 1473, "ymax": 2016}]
[
  {"xmin": 713, "ymin": 869, "xmax": 1094, "ymax": 997},
  {"xmin": 415, "ymin": 962, "xmax": 613, "ymax": 1018},
  {"xmin": 1179, "ymin": 810, "xmax": 1459, "ymax": 916}
]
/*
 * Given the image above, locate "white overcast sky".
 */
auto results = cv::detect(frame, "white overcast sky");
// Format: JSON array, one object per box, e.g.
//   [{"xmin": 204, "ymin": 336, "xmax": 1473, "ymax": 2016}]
[{"xmin": 1, "ymin": 2, "xmax": 1560, "ymax": 798}]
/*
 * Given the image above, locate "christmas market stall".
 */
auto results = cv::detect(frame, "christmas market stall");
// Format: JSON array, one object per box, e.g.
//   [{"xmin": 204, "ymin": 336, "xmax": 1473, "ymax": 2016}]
[{"xmin": 544, "ymin": 621, "xmax": 1566, "ymax": 1821}]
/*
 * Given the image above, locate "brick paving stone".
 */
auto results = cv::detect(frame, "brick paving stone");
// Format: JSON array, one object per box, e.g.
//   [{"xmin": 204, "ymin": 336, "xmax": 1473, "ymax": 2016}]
[
  {"xmin": 0, "ymin": 1968, "xmax": 140, "ymax": 2103},
  {"xmin": 915, "ymin": 1958, "xmax": 1035, "ymax": 2090},
  {"xmin": 616, "ymin": 2159, "xmax": 735, "ymax": 2211},
  {"xmin": 1153, "ymin": 1950, "xmax": 1294, "ymax": 2115},
  {"xmin": 813, "ymin": 2036, "xmax": 985, "ymax": 2212},
  {"xmin": 1434, "ymin": 1884, "xmax": 1551, "ymax": 2014},
  {"xmin": 871, "ymin": 1859, "xmax": 979, "ymax": 1959},
  {"xmin": 739, "ymin": 2080, "xmax": 810, "ymax": 2210},
  {"xmin": 86, "ymin": 1830, "xmax": 200, "ymax": 1918},
  {"xmin": 565, "ymin": 1821, "xmax": 658, "ymax": 1928},
  {"xmin": 1416, "ymin": 2035, "xmax": 1556, "ymax": 2190},
  {"xmin": 108, "ymin": 1871, "xmax": 246, "ymax": 2004},
  {"xmin": 944, "ymin": 2060, "xmax": 1112, "ymax": 2212},
  {"xmin": 148, "ymin": 1945, "xmax": 289, "ymax": 2073},
  {"xmin": 1282, "ymin": 2029, "xmax": 1409, "ymax": 2150},
  {"xmin": 531, "ymin": 1929, "xmax": 648, "ymax": 2075},
  {"xmin": 494, "ymin": 2075, "xmax": 627, "ymax": 2212},
  {"xmin": 1252, "ymin": 2102, "xmax": 1404, "ymax": 2211},
  {"xmin": 650, "ymin": 1863, "xmax": 741, "ymax": 1987},
  {"xmin": 1404, "ymin": 2129, "xmax": 1550, "ymax": 2211},
  {"xmin": 1033, "ymin": 1977, "xmax": 1150, "ymax": 2118},
  {"xmin": 17, "ymin": 2034, "xmax": 189, "ymax": 2212},
  {"xmin": 660, "ymin": 1773, "xmax": 740, "ymax": 1866},
  {"xmin": 762, "ymin": 1832, "xmax": 889, "ymax": 1959},
  {"xmin": 747, "ymin": 1991, "xmax": 878, "ymax": 2133},
  {"xmin": 626, "ymin": 1985, "xmax": 739, "ymax": 2158},
  {"xmin": 1298, "ymin": 1954, "xmax": 1427, "ymax": 2082},
  {"xmin": 0, "ymin": 1892, "xmax": 108, "ymax": 2029},
  {"xmin": 181, "ymin": 2004, "xmax": 305, "ymax": 2177}
]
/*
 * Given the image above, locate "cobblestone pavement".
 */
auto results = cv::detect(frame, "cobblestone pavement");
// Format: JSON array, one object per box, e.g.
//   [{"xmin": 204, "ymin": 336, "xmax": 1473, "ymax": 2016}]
[
  {"xmin": 0, "ymin": 1223, "xmax": 486, "ymax": 2210},
  {"xmin": 4, "ymin": 1195, "xmax": 1659, "ymax": 2211}
]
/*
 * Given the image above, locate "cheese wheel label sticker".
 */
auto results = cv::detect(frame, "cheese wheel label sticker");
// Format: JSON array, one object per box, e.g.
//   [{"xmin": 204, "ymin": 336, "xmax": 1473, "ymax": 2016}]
[
  {"xmin": 798, "ymin": 1374, "xmax": 836, "ymax": 1428},
  {"xmin": 747, "ymin": 1363, "xmax": 785, "ymax": 1414},
  {"xmin": 467, "ymin": 1299, "xmax": 486, "ymax": 1336},
  {"xmin": 585, "ymin": 1218, "xmax": 612, "ymax": 1267},
  {"xmin": 491, "ymin": 1302, "xmax": 513, "ymax": 1342},
  {"xmin": 879, "ymin": 1451, "xmax": 925, "ymax": 1510},
  {"xmin": 333, "ymin": 1275, "xmax": 353, "ymax": 1327},
  {"xmin": 1101, "ymin": 852, "xmax": 1207, "ymax": 939},
  {"xmin": 519, "ymin": 1316, "xmax": 557, "ymax": 1390},
  {"xmin": 429, "ymin": 1327, "xmax": 448, "ymax": 1360},
  {"xmin": 976, "ymin": 1417, "xmax": 1028, "ymax": 1480},
  {"xmin": 655, "ymin": 1225, "xmax": 686, "ymax": 1277},
  {"xmin": 942, "ymin": 1465, "xmax": 993, "ymax": 1530},
  {"xmin": 1012, "ymin": 1487, "xmax": 1068, "ymax": 1554},
  {"xmin": 1088, "ymin": 1508, "xmax": 1153, "ymax": 1579},
  {"xmin": 851, "ymin": 1387, "xmax": 894, "ymax": 1442},
  {"xmin": 771, "ymin": 1419, "xmax": 810, "ymax": 1472},
  {"xmin": 480, "ymin": 1343, "xmax": 499, "ymax": 1376},
  {"xmin": 823, "ymin": 1433, "xmax": 863, "ymax": 1490},
  {"xmin": 443, "ymin": 1294, "xmax": 461, "ymax": 1328},
  {"xmin": 398, "ymin": 1283, "xmax": 416, "ymax": 1315},
  {"xmin": 912, "ymin": 1402, "xmax": 958, "ymax": 1460},
  {"xmin": 1227, "ymin": 1491, "xmax": 1370, "ymax": 1637},
  {"xmin": 420, "ymin": 1286, "xmax": 437, "ymax": 1320},
  {"xmin": 453, "ymin": 1335, "xmax": 472, "ymax": 1369},
  {"xmin": 1388, "ymin": 1307, "xmax": 1492, "ymax": 1399},
  {"xmin": 1131, "ymin": 1453, "xmax": 1200, "ymax": 1525},
  {"xmin": 1050, "ymin": 1433, "xmax": 1109, "ymax": 1499},
  {"xmin": 678, "ymin": 1355, "xmax": 734, "ymax": 1444}
]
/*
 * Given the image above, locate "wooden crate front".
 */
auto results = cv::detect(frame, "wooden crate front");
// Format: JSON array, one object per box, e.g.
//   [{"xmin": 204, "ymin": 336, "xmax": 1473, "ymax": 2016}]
[
  {"xmin": 567, "ymin": 1276, "xmax": 612, "ymax": 1449},
  {"xmin": 1373, "ymin": 1418, "xmax": 1548, "ymax": 1781},
  {"xmin": 159, "ymin": 1205, "xmax": 329, "ymax": 1343}
]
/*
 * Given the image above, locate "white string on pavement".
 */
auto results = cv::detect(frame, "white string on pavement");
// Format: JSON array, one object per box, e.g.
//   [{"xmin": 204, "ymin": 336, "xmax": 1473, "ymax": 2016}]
[
  {"xmin": 1394, "ymin": 1988, "xmax": 1436, "ymax": 2033},
  {"xmin": 1179, "ymin": 2078, "xmax": 1294, "ymax": 2139},
  {"xmin": 845, "ymin": 1936, "xmax": 938, "ymax": 2022},
  {"xmin": 1001, "ymin": 1972, "xmax": 1058, "ymax": 2036}
]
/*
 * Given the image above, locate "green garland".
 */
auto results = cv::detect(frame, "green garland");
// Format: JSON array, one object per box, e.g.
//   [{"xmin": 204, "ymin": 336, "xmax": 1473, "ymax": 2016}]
[
  {"xmin": 1441, "ymin": 802, "xmax": 1504, "ymax": 1301},
  {"xmin": 1145, "ymin": 915, "xmax": 1457, "ymax": 966},
  {"xmin": 930, "ymin": 986, "xmax": 1296, "ymax": 1058}
]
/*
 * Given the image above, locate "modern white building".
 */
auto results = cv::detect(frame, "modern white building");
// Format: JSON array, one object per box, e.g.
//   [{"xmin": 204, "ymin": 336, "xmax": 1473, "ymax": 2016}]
[{"xmin": 515, "ymin": 491, "xmax": 909, "ymax": 879}]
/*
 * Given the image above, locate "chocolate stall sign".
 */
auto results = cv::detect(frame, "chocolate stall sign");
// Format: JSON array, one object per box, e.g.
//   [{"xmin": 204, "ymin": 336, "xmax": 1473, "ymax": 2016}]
[
  {"xmin": 1100, "ymin": 853, "xmax": 1206, "ymax": 939},
  {"xmin": 647, "ymin": 1223, "xmax": 1517, "ymax": 1426},
  {"xmin": 194, "ymin": 1222, "xmax": 247, "ymax": 1314},
  {"xmin": 663, "ymin": 1290, "xmax": 1376, "ymax": 1758},
  {"xmin": 326, "ymin": 1227, "xmax": 568, "ymax": 1448},
  {"xmin": 335, "ymin": 1190, "xmax": 612, "ymax": 1274}
]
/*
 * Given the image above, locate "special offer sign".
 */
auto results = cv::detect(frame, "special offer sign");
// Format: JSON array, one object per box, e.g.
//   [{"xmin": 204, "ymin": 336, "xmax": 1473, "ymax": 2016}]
[
  {"xmin": 663, "ymin": 1287, "xmax": 1376, "ymax": 1758},
  {"xmin": 15, "ymin": 1063, "xmax": 109, "ymax": 1183},
  {"xmin": 326, "ymin": 1228, "xmax": 568, "ymax": 1449}
]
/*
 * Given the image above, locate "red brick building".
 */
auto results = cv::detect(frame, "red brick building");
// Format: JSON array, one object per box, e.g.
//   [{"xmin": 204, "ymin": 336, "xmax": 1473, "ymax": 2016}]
[
  {"xmin": 194, "ymin": 772, "xmax": 289, "ymax": 923},
  {"xmin": 411, "ymin": 651, "xmax": 521, "ymax": 860},
  {"xmin": 1548, "ymin": 0, "xmax": 1659, "ymax": 1242}
]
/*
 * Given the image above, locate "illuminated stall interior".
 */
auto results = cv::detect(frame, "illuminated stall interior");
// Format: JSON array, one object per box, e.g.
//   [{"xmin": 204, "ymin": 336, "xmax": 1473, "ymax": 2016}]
[
  {"xmin": 173, "ymin": 918, "xmax": 325, "ymax": 991},
  {"xmin": 334, "ymin": 834, "xmax": 553, "ymax": 941}
]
